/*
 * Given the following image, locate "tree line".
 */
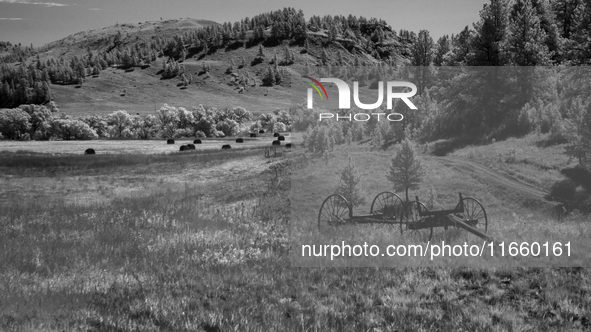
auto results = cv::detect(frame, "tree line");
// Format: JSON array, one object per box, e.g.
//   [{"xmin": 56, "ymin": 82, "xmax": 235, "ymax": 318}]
[{"xmin": 0, "ymin": 104, "xmax": 253, "ymax": 141}]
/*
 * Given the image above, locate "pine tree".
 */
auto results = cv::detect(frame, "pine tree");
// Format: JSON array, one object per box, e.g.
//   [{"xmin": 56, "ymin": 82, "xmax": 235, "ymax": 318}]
[
  {"xmin": 434, "ymin": 35, "xmax": 451, "ymax": 66},
  {"xmin": 468, "ymin": 0, "xmax": 510, "ymax": 66},
  {"xmin": 263, "ymin": 66, "xmax": 276, "ymax": 86},
  {"xmin": 334, "ymin": 156, "xmax": 367, "ymax": 208},
  {"xmin": 321, "ymin": 48, "xmax": 330, "ymax": 65},
  {"xmin": 387, "ymin": 138, "xmax": 425, "ymax": 201},
  {"xmin": 508, "ymin": 0, "xmax": 552, "ymax": 65},
  {"xmin": 370, "ymin": 127, "xmax": 384, "ymax": 151}
]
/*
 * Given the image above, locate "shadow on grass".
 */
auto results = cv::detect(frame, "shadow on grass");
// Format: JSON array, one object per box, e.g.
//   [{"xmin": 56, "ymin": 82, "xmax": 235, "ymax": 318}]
[{"xmin": 547, "ymin": 167, "xmax": 591, "ymax": 213}]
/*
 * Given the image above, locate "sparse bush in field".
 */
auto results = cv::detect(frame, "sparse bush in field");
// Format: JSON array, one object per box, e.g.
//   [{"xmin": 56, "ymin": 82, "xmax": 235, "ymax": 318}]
[
  {"xmin": 334, "ymin": 156, "xmax": 366, "ymax": 208},
  {"xmin": 195, "ymin": 130, "xmax": 206, "ymax": 138},
  {"xmin": 370, "ymin": 126, "xmax": 384, "ymax": 151}
]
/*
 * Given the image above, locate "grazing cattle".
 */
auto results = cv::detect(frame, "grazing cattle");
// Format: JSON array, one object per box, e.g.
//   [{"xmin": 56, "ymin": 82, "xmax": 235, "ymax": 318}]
[
  {"xmin": 272, "ymin": 140, "xmax": 281, "ymax": 146},
  {"xmin": 222, "ymin": 144, "xmax": 232, "ymax": 149},
  {"xmin": 250, "ymin": 133, "xmax": 257, "ymax": 138},
  {"xmin": 84, "ymin": 148, "xmax": 96, "ymax": 155},
  {"xmin": 259, "ymin": 129, "xmax": 265, "ymax": 134},
  {"xmin": 180, "ymin": 145, "xmax": 188, "ymax": 151},
  {"xmin": 187, "ymin": 144, "xmax": 196, "ymax": 150},
  {"xmin": 285, "ymin": 143, "xmax": 292, "ymax": 148},
  {"xmin": 236, "ymin": 138, "xmax": 244, "ymax": 143},
  {"xmin": 273, "ymin": 132, "xmax": 280, "ymax": 137},
  {"xmin": 167, "ymin": 139, "xmax": 175, "ymax": 144},
  {"xmin": 193, "ymin": 139, "xmax": 202, "ymax": 144},
  {"xmin": 278, "ymin": 135, "xmax": 285, "ymax": 141}
]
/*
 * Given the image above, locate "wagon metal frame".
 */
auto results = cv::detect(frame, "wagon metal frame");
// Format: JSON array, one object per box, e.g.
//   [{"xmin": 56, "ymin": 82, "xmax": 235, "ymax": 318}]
[{"xmin": 318, "ymin": 192, "xmax": 491, "ymax": 242}]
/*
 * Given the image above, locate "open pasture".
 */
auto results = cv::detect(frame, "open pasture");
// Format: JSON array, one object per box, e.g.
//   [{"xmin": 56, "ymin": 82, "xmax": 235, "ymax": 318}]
[
  {"xmin": 0, "ymin": 133, "xmax": 300, "ymax": 155},
  {"xmin": 1, "ymin": 136, "xmax": 590, "ymax": 331}
]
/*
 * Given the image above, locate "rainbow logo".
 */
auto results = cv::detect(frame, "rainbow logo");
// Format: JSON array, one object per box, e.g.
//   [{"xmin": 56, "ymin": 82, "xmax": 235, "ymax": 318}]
[{"xmin": 302, "ymin": 76, "xmax": 328, "ymax": 100}]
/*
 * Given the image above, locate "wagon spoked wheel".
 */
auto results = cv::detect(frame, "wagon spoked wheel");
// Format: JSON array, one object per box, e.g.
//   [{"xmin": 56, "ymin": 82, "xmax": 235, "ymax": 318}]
[
  {"xmin": 370, "ymin": 191, "xmax": 404, "ymax": 230},
  {"xmin": 458, "ymin": 197, "xmax": 488, "ymax": 233},
  {"xmin": 400, "ymin": 201, "xmax": 432, "ymax": 242},
  {"xmin": 318, "ymin": 194, "xmax": 352, "ymax": 230}
]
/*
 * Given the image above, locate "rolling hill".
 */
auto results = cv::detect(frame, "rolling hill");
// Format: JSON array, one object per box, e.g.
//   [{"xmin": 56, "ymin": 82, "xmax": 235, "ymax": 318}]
[{"xmin": 2, "ymin": 11, "xmax": 412, "ymax": 116}]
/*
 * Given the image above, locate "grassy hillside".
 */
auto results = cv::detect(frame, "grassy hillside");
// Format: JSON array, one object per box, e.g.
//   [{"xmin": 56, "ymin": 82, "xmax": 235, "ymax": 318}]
[{"xmin": 3, "ymin": 12, "xmax": 403, "ymax": 116}]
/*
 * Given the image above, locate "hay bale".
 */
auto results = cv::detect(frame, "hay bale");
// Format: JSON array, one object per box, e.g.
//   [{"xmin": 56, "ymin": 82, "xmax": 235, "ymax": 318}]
[
  {"xmin": 285, "ymin": 143, "xmax": 292, "ymax": 148},
  {"xmin": 187, "ymin": 144, "xmax": 196, "ymax": 150},
  {"xmin": 259, "ymin": 129, "xmax": 265, "ymax": 134},
  {"xmin": 272, "ymin": 140, "xmax": 281, "ymax": 146},
  {"xmin": 278, "ymin": 135, "xmax": 285, "ymax": 141},
  {"xmin": 167, "ymin": 139, "xmax": 175, "ymax": 144},
  {"xmin": 84, "ymin": 148, "xmax": 96, "ymax": 155},
  {"xmin": 250, "ymin": 133, "xmax": 257, "ymax": 138},
  {"xmin": 193, "ymin": 139, "xmax": 202, "ymax": 144},
  {"xmin": 236, "ymin": 138, "xmax": 244, "ymax": 143},
  {"xmin": 273, "ymin": 132, "xmax": 280, "ymax": 137},
  {"xmin": 222, "ymin": 144, "xmax": 232, "ymax": 149},
  {"xmin": 180, "ymin": 145, "xmax": 188, "ymax": 151}
]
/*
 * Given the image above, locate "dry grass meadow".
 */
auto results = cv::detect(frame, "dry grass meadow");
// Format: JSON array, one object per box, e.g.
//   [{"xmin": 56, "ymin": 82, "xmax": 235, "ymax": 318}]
[{"xmin": 1, "ymin": 133, "xmax": 591, "ymax": 331}]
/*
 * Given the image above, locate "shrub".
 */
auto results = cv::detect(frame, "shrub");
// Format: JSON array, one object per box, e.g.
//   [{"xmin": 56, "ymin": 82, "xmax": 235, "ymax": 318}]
[
  {"xmin": 173, "ymin": 128, "xmax": 194, "ymax": 138},
  {"xmin": 212, "ymin": 129, "xmax": 225, "ymax": 138},
  {"xmin": 550, "ymin": 179, "xmax": 577, "ymax": 202},
  {"xmin": 216, "ymin": 118, "xmax": 239, "ymax": 137},
  {"xmin": 50, "ymin": 119, "xmax": 98, "ymax": 140},
  {"xmin": 195, "ymin": 130, "xmax": 207, "ymax": 138}
]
